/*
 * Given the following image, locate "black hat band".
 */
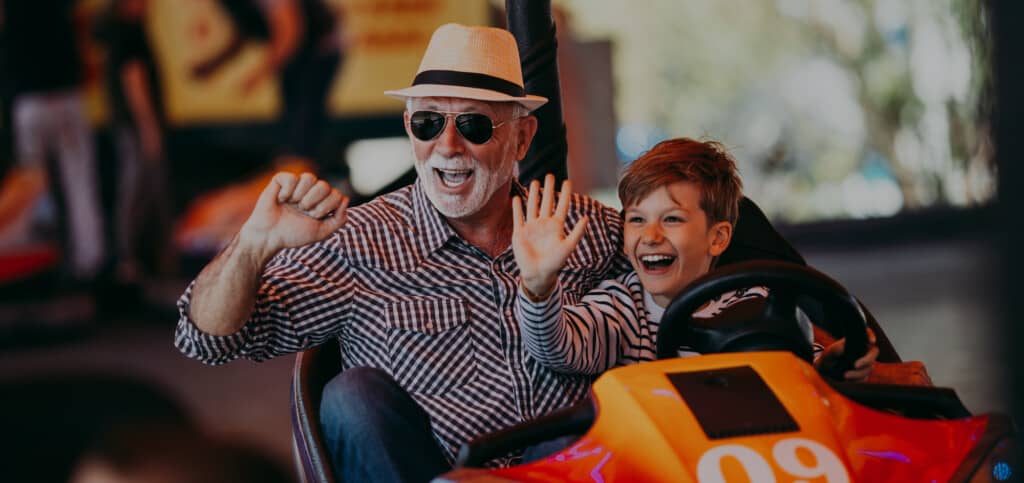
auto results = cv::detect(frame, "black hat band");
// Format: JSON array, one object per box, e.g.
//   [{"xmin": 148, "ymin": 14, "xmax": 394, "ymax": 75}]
[{"xmin": 412, "ymin": 70, "xmax": 525, "ymax": 98}]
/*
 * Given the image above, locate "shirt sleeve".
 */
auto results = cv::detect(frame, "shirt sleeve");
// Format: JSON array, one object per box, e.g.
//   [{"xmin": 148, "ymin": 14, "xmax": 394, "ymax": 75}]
[
  {"xmin": 174, "ymin": 246, "xmax": 354, "ymax": 365},
  {"xmin": 515, "ymin": 277, "xmax": 642, "ymax": 375}
]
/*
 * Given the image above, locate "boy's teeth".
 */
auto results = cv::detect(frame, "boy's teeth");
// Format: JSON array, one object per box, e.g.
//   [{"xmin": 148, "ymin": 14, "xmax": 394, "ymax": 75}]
[{"xmin": 640, "ymin": 254, "xmax": 676, "ymax": 269}]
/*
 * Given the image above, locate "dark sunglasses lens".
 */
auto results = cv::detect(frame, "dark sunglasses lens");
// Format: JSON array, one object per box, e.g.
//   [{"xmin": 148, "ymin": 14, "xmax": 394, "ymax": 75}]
[
  {"xmin": 455, "ymin": 113, "xmax": 494, "ymax": 144},
  {"xmin": 410, "ymin": 111, "xmax": 445, "ymax": 141}
]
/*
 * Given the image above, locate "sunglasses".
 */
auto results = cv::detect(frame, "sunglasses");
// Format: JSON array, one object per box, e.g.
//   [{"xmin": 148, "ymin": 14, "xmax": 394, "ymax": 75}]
[{"xmin": 408, "ymin": 110, "xmax": 520, "ymax": 145}]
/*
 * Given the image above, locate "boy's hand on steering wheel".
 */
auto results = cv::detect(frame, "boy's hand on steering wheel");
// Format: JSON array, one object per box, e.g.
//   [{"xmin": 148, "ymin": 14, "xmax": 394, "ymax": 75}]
[
  {"xmin": 512, "ymin": 174, "xmax": 589, "ymax": 301},
  {"xmin": 815, "ymin": 328, "xmax": 879, "ymax": 382}
]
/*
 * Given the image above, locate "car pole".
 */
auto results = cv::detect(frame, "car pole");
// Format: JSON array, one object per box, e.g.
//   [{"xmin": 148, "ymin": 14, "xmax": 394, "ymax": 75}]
[{"xmin": 505, "ymin": 0, "xmax": 568, "ymax": 186}]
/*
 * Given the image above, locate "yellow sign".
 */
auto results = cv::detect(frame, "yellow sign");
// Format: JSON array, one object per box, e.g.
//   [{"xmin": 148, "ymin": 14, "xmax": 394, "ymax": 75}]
[{"xmin": 148, "ymin": 0, "xmax": 489, "ymax": 126}]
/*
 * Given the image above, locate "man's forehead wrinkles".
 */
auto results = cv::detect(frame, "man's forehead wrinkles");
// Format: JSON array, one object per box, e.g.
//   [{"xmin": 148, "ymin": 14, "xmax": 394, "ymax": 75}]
[{"xmin": 410, "ymin": 97, "xmax": 502, "ymax": 116}]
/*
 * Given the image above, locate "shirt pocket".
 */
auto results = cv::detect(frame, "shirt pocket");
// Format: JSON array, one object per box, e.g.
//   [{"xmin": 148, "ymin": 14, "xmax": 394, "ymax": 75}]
[{"xmin": 384, "ymin": 298, "xmax": 476, "ymax": 395}]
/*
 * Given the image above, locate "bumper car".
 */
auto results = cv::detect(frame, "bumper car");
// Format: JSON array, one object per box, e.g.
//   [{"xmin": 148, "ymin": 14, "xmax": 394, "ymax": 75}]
[{"xmin": 436, "ymin": 261, "xmax": 1018, "ymax": 482}]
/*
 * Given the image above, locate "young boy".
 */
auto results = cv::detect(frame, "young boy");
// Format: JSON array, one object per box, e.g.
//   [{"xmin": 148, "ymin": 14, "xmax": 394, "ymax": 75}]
[{"xmin": 511, "ymin": 138, "xmax": 875, "ymax": 379}]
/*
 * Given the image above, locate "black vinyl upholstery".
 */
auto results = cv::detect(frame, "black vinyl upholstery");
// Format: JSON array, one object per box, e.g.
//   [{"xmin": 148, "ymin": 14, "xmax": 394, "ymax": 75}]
[
  {"xmin": 720, "ymin": 197, "xmax": 901, "ymax": 363},
  {"xmin": 718, "ymin": 197, "xmax": 806, "ymax": 267}
]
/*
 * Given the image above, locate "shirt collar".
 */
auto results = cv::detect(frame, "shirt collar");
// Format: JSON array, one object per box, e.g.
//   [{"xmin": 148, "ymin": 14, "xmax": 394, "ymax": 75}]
[
  {"xmin": 410, "ymin": 178, "xmax": 527, "ymax": 257},
  {"xmin": 643, "ymin": 289, "xmax": 665, "ymax": 323},
  {"xmin": 411, "ymin": 180, "xmax": 455, "ymax": 257}
]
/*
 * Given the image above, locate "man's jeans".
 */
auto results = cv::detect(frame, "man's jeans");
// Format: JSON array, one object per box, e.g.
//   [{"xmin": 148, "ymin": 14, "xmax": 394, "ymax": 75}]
[
  {"xmin": 320, "ymin": 367, "xmax": 449, "ymax": 483},
  {"xmin": 319, "ymin": 367, "xmax": 580, "ymax": 482}
]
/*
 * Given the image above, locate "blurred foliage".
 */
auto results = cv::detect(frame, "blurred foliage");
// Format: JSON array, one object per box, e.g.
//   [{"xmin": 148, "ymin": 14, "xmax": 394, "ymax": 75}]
[{"xmin": 555, "ymin": 0, "xmax": 993, "ymax": 222}]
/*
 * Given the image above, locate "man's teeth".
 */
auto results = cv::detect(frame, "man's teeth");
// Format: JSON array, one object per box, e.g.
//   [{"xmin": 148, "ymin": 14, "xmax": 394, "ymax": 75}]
[{"xmin": 436, "ymin": 169, "xmax": 471, "ymax": 187}]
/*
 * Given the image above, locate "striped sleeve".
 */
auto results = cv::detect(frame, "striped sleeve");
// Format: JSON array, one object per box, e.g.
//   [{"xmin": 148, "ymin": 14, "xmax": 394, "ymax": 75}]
[
  {"xmin": 515, "ymin": 277, "xmax": 643, "ymax": 375},
  {"xmin": 174, "ymin": 246, "xmax": 355, "ymax": 365}
]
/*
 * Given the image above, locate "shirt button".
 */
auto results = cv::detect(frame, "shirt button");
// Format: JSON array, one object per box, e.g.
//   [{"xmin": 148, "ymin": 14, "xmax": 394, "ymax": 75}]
[{"xmin": 425, "ymin": 322, "xmax": 434, "ymax": 330}]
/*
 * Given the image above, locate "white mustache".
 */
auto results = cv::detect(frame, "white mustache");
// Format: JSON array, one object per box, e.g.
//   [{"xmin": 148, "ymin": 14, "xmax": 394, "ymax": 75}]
[{"xmin": 425, "ymin": 153, "xmax": 478, "ymax": 171}]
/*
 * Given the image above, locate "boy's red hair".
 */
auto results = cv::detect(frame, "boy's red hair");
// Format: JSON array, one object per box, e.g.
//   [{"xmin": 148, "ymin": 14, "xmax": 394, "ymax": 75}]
[{"xmin": 618, "ymin": 138, "xmax": 743, "ymax": 225}]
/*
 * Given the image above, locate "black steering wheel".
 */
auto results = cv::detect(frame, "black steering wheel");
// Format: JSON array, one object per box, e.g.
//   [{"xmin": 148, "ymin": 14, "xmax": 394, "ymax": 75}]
[{"xmin": 657, "ymin": 260, "xmax": 869, "ymax": 378}]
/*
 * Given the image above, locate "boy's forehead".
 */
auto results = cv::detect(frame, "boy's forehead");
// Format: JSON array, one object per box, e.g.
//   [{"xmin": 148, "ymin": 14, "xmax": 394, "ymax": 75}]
[{"xmin": 627, "ymin": 181, "xmax": 702, "ymax": 210}]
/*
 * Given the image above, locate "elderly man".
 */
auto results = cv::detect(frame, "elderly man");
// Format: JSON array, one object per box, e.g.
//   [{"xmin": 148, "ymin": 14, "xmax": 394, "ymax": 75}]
[{"xmin": 175, "ymin": 23, "xmax": 626, "ymax": 482}]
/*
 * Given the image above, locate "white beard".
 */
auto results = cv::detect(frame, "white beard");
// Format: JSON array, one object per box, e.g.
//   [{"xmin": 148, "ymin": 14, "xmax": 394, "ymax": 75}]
[{"xmin": 416, "ymin": 151, "xmax": 514, "ymax": 220}]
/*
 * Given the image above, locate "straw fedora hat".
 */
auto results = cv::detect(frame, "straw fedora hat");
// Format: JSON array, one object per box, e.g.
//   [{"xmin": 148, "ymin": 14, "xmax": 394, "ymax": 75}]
[{"xmin": 385, "ymin": 23, "xmax": 548, "ymax": 111}]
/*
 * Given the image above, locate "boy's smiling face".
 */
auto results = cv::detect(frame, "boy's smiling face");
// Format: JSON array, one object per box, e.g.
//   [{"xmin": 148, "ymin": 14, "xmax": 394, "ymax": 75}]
[{"xmin": 623, "ymin": 181, "xmax": 732, "ymax": 308}]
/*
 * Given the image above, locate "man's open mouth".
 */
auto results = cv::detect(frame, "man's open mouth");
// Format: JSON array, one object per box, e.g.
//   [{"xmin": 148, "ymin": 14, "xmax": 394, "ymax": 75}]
[
  {"xmin": 435, "ymin": 168, "xmax": 473, "ymax": 188},
  {"xmin": 639, "ymin": 254, "xmax": 676, "ymax": 270}
]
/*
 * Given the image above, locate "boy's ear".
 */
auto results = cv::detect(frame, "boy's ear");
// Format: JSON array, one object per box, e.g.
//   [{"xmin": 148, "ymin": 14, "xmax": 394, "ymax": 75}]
[{"xmin": 708, "ymin": 221, "xmax": 733, "ymax": 257}]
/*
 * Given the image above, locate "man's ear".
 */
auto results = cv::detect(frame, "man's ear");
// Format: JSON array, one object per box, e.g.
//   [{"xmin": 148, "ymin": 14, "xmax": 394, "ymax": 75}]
[
  {"xmin": 708, "ymin": 221, "xmax": 733, "ymax": 257},
  {"xmin": 402, "ymin": 110, "xmax": 412, "ymax": 138},
  {"xmin": 514, "ymin": 115, "xmax": 538, "ymax": 160}
]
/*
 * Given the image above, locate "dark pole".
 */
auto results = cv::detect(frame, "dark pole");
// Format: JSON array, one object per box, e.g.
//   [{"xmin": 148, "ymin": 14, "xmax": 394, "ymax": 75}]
[
  {"xmin": 992, "ymin": 0, "xmax": 1024, "ymax": 427},
  {"xmin": 506, "ymin": 0, "xmax": 568, "ymax": 185}
]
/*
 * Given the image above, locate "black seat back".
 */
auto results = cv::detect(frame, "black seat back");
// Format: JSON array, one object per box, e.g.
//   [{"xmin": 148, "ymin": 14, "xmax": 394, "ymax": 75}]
[
  {"xmin": 718, "ymin": 197, "xmax": 806, "ymax": 267},
  {"xmin": 719, "ymin": 197, "xmax": 901, "ymax": 363}
]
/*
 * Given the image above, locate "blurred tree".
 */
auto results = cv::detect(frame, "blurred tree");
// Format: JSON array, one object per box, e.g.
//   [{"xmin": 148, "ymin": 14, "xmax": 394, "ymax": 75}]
[{"xmin": 554, "ymin": 0, "xmax": 992, "ymax": 221}]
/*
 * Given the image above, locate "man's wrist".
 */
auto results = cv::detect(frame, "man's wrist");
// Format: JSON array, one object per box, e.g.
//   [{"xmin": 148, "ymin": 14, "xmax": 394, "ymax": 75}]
[{"xmin": 235, "ymin": 229, "xmax": 279, "ymax": 267}]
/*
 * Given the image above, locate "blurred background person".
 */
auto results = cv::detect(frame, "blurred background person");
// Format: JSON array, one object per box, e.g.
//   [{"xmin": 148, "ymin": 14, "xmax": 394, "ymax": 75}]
[
  {"xmin": 170, "ymin": 0, "xmax": 348, "ymax": 260},
  {"xmin": 0, "ymin": 0, "xmax": 106, "ymax": 285},
  {"xmin": 95, "ymin": 0, "xmax": 176, "ymax": 299},
  {"xmin": 192, "ymin": 0, "xmax": 346, "ymax": 180}
]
